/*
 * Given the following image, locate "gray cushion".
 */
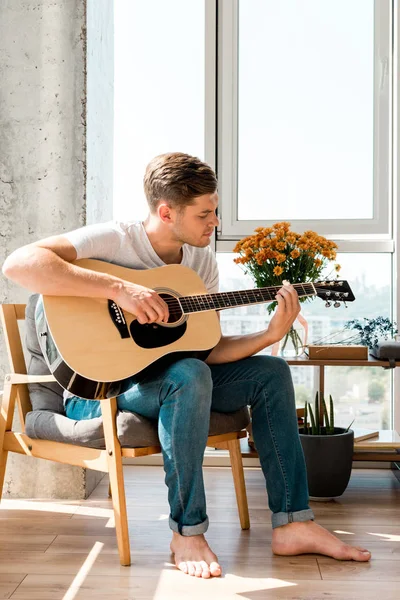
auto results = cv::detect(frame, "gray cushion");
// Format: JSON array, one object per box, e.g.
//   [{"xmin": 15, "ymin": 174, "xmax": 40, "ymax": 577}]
[{"xmin": 24, "ymin": 295, "xmax": 250, "ymax": 449}]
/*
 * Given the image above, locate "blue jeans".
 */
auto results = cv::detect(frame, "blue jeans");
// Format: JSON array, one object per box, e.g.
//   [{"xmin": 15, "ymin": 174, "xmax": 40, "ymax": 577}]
[{"xmin": 65, "ymin": 355, "xmax": 314, "ymax": 535}]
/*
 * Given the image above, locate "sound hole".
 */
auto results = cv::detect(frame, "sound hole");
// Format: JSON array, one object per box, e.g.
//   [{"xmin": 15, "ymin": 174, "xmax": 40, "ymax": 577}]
[
  {"xmin": 159, "ymin": 293, "xmax": 183, "ymax": 324},
  {"xmin": 129, "ymin": 293, "xmax": 186, "ymax": 349}
]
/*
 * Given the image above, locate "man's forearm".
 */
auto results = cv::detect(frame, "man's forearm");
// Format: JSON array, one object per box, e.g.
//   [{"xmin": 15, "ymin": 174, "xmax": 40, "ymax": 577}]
[
  {"xmin": 206, "ymin": 329, "xmax": 277, "ymax": 365},
  {"xmin": 2, "ymin": 246, "xmax": 123, "ymax": 300}
]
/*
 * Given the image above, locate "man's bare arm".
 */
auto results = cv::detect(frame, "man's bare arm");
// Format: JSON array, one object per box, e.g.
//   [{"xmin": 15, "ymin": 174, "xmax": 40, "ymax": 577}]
[
  {"xmin": 2, "ymin": 237, "xmax": 169, "ymax": 324},
  {"xmin": 206, "ymin": 283, "xmax": 300, "ymax": 364}
]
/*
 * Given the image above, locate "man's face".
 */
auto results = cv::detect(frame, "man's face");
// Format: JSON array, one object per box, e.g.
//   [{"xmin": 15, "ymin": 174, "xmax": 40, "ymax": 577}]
[{"xmin": 170, "ymin": 193, "xmax": 219, "ymax": 247}]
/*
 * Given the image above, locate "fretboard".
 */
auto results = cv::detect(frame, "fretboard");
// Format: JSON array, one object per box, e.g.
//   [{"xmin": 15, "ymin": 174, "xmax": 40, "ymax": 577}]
[{"xmin": 178, "ymin": 283, "xmax": 316, "ymax": 314}]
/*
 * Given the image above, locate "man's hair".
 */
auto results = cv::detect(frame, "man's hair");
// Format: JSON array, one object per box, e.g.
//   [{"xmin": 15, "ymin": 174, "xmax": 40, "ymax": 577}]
[{"xmin": 143, "ymin": 152, "xmax": 218, "ymax": 213}]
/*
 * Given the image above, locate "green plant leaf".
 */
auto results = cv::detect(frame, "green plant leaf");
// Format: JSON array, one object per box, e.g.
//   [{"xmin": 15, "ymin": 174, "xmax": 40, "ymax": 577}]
[
  {"xmin": 329, "ymin": 394, "xmax": 335, "ymax": 434},
  {"xmin": 308, "ymin": 402, "xmax": 317, "ymax": 435},
  {"xmin": 304, "ymin": 401, "xmax": 308, "ymax": 435},
  {"xmin": 345, "ymin": 418, "xmax": 355, "ymax": 433},
  {"xmin": 315, "ymin": 391, "xmax": 320, "ymax": 435},
  {"xmin": 321, "ymin": 394, "xmax": 330, "ymax": 431}
]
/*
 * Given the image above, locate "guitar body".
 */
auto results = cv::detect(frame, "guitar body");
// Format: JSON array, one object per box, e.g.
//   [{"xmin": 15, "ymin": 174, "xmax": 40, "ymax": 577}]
[
  {"xmin": 36, "ymin": 259, "xmax": 221, "ymax": 400},
  {"xmin": 35, "ymin": 258, "xmax": 354, "ymax": 400}
]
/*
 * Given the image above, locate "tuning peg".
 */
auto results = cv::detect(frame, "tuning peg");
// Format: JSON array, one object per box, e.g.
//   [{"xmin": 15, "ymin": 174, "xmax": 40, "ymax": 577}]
[
  {"xmin": 334, "ymin": 301, "xmax": 341, "ymax": 308},
  {"xmin": 325, "ymin": 301, "xmax": 332, "ymax": 308}
]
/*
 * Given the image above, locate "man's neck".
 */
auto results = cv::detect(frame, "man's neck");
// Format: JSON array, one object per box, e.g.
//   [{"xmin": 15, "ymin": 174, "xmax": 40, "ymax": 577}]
[{"xmin": 143, "ymin": 217, "xmax": 183, "ymax": 265}]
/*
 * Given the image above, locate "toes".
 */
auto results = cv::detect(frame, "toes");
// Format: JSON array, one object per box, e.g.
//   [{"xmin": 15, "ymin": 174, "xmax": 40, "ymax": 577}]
[
  {"xmin": 177, "ymin": 561, "xmax": 189, "ymax": 574},
  {"xmin": 210, "ymin": 561, "xmax": 222, "ymax": 577},
  {"xmin": 200, "ymin": 561, "xmax": 211, "ymax": 579},
  {"xmin": 353, "ymin": 547, "xmax": 371, "ymax": 561},
  {"xmin": 355, "ymin": 546, "xmax": 371, "ymax": 553},
  {"xmin": 187, "ymin": 561, "xmax": 196, "ymax": 577},
  {"xmin": 339, "ymin": 545, "xmax": 371, "ymax": 562}
]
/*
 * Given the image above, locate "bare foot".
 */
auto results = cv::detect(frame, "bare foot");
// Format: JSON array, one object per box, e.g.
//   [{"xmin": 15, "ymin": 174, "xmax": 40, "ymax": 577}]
[
  {"xmin": 170, "ymin": 532, "xmax": 222, "ymax": 578},
  {"xmin": 272, "ymin": 520, "xmax": 371, "ymax": 561}
]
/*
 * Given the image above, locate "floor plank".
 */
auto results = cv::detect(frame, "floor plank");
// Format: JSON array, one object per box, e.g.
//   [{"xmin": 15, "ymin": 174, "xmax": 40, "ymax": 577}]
[
  {"xmin": 0, "ymin": 465, "xmax": 398, "ymax": 600},
  {"xmin": 0, "ymin": 574, "xmax": 26, "ymax": 599}
]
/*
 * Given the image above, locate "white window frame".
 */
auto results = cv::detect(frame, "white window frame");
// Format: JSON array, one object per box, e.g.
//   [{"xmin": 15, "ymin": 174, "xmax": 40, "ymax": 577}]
[{"xmin": 216, "ymin": 0, "xmax": 392, "ymax": 243}]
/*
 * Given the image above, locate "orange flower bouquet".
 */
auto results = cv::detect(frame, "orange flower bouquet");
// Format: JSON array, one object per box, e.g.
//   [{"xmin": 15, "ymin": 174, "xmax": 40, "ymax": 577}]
[{"xmin": 233, "ymin": 222, "xmax": 340, "ymax": 355}]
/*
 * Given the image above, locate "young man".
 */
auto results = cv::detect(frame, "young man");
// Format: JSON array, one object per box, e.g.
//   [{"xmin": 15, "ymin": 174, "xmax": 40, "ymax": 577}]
[{"xmin": 3, "ymin": 152, "xmax": 371, "ymax": 578}]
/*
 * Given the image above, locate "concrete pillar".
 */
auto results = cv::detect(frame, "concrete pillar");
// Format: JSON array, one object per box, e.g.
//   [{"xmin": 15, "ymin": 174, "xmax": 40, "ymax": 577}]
[{"xmin": 0, "ymin": 0, "xmax": 110, "ymax": 498}]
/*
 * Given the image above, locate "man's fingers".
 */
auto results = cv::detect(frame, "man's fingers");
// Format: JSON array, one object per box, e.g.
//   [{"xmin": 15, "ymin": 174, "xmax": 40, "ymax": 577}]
[
  {"xmin": 276, "ymin": 285, "xmax": 293, "ymax": 311},
  {"xmin": 149, "ymin": 293, "xmax": 170, "ymax": 322},
  {"xmin": 276, "ymin": 283, "xmax": 299, "ymax": 313},
  {"xmin": 147, "ymin": 298, "xmax": 169, "ymax": 323}
]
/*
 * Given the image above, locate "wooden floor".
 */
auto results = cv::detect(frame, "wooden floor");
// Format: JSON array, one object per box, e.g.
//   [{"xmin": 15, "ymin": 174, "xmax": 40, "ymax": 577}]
[{"xmin": 0, "ymin": 466, "xmax": 399, "ymax": 599}]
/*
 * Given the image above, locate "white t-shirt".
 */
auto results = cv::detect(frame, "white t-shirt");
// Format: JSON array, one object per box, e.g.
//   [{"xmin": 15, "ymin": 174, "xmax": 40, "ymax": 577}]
[
  {"xmin": 61, "ymin": 220, "xmax": 219, "ymax": 400},
  {"xmin": 63, "ymin": 220, "xmax": 219, "ymax": 293}
]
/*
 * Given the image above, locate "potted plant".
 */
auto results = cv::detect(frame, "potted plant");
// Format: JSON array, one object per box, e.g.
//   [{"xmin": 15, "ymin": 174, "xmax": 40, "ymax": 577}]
[
  {"xmin": 299, "ymin": 392, "xmax": 354, "ymax": 500},
  {"xmin": 344, "ymin": 316, "xmax": 397, "ymax": 350}
]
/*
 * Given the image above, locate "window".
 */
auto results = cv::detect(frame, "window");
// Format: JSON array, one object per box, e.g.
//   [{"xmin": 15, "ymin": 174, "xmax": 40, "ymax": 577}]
[
  {"xmin": 217, "ymin": 0, "xmax": 391, "ymax": 238},
  {"xmin": 114, "ymin": 0, "xmax": 206, "ymax": 221},
  {"xmin": 217, "ymin": 252, "xmax": 393, "ymax": 429}
]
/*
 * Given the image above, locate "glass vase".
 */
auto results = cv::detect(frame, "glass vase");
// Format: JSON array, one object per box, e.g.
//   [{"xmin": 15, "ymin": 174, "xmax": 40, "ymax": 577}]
[{"xmin": 271, "ymin": 313, "xmax": 308, "ymax": 358}]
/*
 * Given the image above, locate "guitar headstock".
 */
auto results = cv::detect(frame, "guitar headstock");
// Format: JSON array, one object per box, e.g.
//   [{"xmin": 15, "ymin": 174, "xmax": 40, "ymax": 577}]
[{"xmin": 314, "ymin": 280, "xmax": 355, "ymax": 307}]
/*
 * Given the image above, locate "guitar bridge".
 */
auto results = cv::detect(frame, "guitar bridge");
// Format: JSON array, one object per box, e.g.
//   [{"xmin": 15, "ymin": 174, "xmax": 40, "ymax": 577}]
[{"xmin": 108, "ymin": 300, "xmax": 130, "ymax": 339}]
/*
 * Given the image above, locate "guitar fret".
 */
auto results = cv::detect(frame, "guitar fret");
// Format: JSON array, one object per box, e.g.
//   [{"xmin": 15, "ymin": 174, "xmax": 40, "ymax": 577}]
[{"xmin": 180, "ymin": 283, "xmax": 317, "ymax": 314}]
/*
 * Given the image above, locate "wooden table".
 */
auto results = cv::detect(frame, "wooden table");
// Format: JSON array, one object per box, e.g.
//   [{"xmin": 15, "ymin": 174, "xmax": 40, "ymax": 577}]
[
  {"xmin": 284, "ymin": 355, "xmax": 400, "ymax": 462},
  {"xmin": 285, "ymin": 354, "xmax": 400, "ymax": 403}
]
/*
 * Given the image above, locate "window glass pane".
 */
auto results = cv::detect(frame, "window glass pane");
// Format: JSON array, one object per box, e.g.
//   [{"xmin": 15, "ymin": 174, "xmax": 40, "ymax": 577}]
[
  {"xmin": 237, "ymin": 0, "xmax": 374, "ymax": 221},
  {"xmin": 217, "ymin": 252, "xmax": 392, "ymax": 429},
  {"xmin": 114, "ymin": 0, "xmax": 205, "ymax": 221}
]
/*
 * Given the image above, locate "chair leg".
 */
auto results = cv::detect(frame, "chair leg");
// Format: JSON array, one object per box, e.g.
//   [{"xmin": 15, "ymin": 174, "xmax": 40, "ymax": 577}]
[
  {"xmin": 100, "ymin": 398, "xmax": 131, "ymax": 566},
  {"xmin": 0, "ymin": 381, "xmax": 17, "ymax": 500},
  {"xmin": 227, "ymin": 437, "xmax": 250, "ymax": 530}
]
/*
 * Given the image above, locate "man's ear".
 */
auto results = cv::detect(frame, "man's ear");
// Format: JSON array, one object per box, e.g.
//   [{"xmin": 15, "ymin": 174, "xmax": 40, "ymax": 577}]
[{"xmin": 158, "ymin": 202, "xmax": 174, "ymax": 223}]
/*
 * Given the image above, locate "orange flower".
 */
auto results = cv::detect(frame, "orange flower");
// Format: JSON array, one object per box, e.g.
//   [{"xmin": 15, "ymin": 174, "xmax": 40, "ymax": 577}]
[{"xmin": 233, "ymin": 222, "xmax": 339, "ymax": 291}]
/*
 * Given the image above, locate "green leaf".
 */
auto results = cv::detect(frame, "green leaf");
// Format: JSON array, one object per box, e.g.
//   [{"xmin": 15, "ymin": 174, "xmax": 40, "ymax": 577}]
[
  {"xmin": 315, "ymin": 391, "xmax": 320, "ymax": 435},
  {"xmin": 321, "ymin": 395, "xmax": 330, "ymax": 431},
  {"xmin": 304, "ymin": 401, "xmax": 308, "ymax": 435},
  {"xmin": 308, "ymin": 402, "xmax": 317, "ymax": 435},
  {"xmin": 329, "ymin": 394, "xmax": 335, "ymax": 433}
]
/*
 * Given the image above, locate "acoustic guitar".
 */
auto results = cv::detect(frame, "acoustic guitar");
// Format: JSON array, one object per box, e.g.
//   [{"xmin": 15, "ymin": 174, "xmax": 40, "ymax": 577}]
[{"xmin": 35, "ymin": 259, "xmax": 355, "ymax": 400}]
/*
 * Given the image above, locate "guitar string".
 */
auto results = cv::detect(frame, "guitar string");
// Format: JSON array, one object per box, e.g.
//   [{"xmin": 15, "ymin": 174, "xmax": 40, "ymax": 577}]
[
  {"xmin": 160, "ymin": 287, "xmax": 341, "ymax": 306},
  {"xmin": 161, "ymin": 287, "xmax": 316, "ymax": 307},
  {"xmin": 154, "ymin": 284, "xmax": 344, "ymax": 314}
]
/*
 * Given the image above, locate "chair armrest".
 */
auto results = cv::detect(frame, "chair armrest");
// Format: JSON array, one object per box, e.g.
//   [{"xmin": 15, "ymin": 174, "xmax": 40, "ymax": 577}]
[{"xmin": 4, "ymin": 374, "xmax": 57, "ymax": 384}]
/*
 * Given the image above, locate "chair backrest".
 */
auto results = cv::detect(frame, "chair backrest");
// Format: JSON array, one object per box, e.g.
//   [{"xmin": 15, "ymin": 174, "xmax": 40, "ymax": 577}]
[{"xmin": 0, "ymin": 304, "xmax": 32, "ymax": 425}]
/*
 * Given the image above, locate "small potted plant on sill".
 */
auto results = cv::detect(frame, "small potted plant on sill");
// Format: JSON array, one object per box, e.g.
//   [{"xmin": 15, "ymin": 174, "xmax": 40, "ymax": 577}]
[{"xmin": 299, "ymin": 392, "xmax": 354, "ymax": 501}]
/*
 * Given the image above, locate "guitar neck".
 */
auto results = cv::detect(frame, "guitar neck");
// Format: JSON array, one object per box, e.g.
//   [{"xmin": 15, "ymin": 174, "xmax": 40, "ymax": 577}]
[{"xmin": 178, "ymin": 283, "xmax": 317, "ymax": 314}]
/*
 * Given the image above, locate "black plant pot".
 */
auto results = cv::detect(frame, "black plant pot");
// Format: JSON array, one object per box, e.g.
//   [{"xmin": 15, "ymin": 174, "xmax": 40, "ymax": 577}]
[{"xmin": 299, "ymin": 427, "xmax": 354, "ymax": 500}]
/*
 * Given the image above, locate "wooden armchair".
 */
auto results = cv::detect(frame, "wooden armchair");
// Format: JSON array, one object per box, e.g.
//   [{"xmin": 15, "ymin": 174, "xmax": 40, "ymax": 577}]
[{"xmin": 0, "ymin": 303, "xmax": 250, "ymax": 566}]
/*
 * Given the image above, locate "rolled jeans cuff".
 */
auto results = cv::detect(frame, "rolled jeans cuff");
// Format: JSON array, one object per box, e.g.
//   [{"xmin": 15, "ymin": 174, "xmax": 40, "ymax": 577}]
[
  {"xmin": 271, "ymin": 508, "xmax": 315, "ymax": 529},
  {"xmin": 169, "ymin": 516, "xmax": 209, "ymax": 536}
]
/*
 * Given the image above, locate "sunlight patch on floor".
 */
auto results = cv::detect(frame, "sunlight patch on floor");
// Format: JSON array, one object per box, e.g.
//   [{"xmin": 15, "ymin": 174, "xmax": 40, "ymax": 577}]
[
  {"xmin": 367, "ymin": 532, "xmax": 400, "ymax": 541},
  {"xmin": 153, "ymin": 569, "xmax": 297, "ymax": 598},
  {"xmin": 62, "ymin": 541, "xmax": 104, "ymax": 600},
  {"xmin": 0, "ymin": 499, "xmax": 79, "ymax": 515}
]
